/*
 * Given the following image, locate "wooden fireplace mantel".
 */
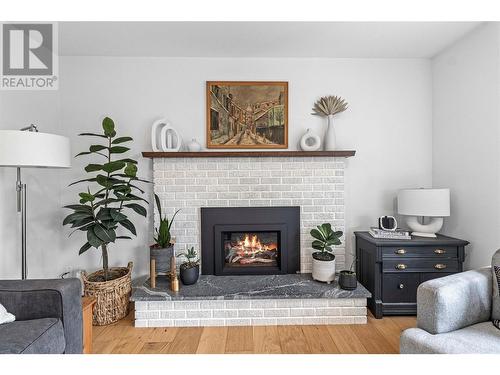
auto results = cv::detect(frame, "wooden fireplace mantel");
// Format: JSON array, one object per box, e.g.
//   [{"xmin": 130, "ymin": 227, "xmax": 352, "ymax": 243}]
[{"xmin": 142, "ymin": 150, "xmax": 356, "ymax": 158}]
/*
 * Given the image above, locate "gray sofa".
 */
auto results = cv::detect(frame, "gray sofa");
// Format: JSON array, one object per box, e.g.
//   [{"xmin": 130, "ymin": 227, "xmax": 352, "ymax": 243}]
[
  {"xmin": 0, "ymin": 279, "xmax": 82, "ymax": 354},
  {"xmin": 400, "ymin": 268, "xmax": 500, "ymax": 354}
]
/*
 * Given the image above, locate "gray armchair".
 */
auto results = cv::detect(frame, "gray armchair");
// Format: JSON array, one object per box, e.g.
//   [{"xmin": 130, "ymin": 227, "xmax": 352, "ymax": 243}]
[
  {"xmin": 0, "ymin": 278, "xmax": 83, "ymax": 354},
  {"xmin": 400, "ymin": 268, "xmax": 500, "ymax": 354}
]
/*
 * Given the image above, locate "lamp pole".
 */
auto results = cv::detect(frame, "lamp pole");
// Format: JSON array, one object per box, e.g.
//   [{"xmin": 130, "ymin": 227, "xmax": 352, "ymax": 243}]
[
  {"xmin": 17, "ymin": 124, "xmax": 37, "ymax": 279},
  {"xmin": 16, "ymin": 168, "xmax": 27, "ymax": 279}
]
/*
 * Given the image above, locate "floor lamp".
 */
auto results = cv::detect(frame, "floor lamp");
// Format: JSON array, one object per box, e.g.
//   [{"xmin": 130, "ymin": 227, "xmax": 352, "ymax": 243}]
[{"xmin": 0, "ymin": 125, "xmax": 71, "ymax": 279}]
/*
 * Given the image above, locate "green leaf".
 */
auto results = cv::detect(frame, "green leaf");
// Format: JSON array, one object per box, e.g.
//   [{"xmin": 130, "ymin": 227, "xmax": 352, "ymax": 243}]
[
  {"xmin": 96, "ymin": 174, "xmax": 114, "ymax": 188},
  {"xmin": 70, "ymin": 216, "xmax": 94, "ymax": 228},
  {"xmin": 322, "ymin": 223, "xmax": 333, "ymax": 238},
  {"xmin": 110, "ymin": 209, "xmax": 127, "ymax": 222},
  {"xmin": 68, "ymin": 178, "xmax": 97, "ymax": 187},
  {"xmin": 116, "ymin": 236, "xmax": 132, "ymax": 240},
  {"xmin": 87, "ymin": 228, "xmax": 104, "ymax": 248},
  {"xmin": 312, "ymin": 240, "xmax": 325, "ymax": 251},
  {"xmin": 79, "ymin": 132, "xmax": 107, "ymax": 138},
  {"xmin": 109, "ymin": 146, "xmax": 130, "ymax": 154},
  {"xmin": 310, "ymin": 228, "xmax": 326, "ymax": 241},
  {"xmin": 126, "ymin": 193, "xmax": 148, "ymax": 203},
  {"xmin": 78, "ymin": 192, "xmax": 95, "ymax": 203},
  {"xmin": 79, "ymin": 242, "xmax": 92, "ymax": 255},
  {"xmin": 89, "ymin": 145, "xmax": 107, "ymax": 153},
  {"xmin": 112, "ymin": 136, "xmax": 133, "ymax": 144},
  {"xmin": 96, "ymin": 208, "xmax": 113, "ymax": 221},
  {"xmin": 84, "ymin": 164, "xmax": 102, "ymax": 172},
  {"xmin": 129, "ymin": 184, "xmax": 145, "ymax": 194},
  {"xmin": 75, "ymin": 151, "xmax": 92, "ymax": 157},
  {"xmin": 64, "ymin": 204, "xmax": 92, "ymax": 213},
  {"xmin": 94, "ymin": 224, "xmax": 116, "ymax": 243},
  {"xmin": 63, "ymin": 212, "xmax": 93, "ymax": 226},
  {"xmin": 124, "ymin": 203, "xmax": 147, "ymax": 217},
  {"xmin": 333, "ymin": 231, "xmax": 343, "ymax": 238},
  {"xmin": 124, "ymin": 162, "xmax": 137, "ymax": 177},
  {"xmin": 154, "ymin": 194, "xmax": 162, "ymax": 218},
  {"xmin": 114, "ymin": 158, "xmax": 138, "ymax": 164},
  {"xmin": 119, "ymin": 219, "xmax": 137, "ymax": 236},
  {"xmin": 102, "ymin": 161, "xmax": 126, "ymax": 174},
  {"xmin": 102, "ymin": 117, "xmax": 115, "ymax": 137}
]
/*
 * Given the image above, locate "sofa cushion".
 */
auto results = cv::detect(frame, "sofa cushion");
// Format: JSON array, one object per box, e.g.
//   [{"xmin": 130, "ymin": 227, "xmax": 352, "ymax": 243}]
[
  {"xmin": 401, "ymin": 321, "xmax": 500, "ymax": 354},
  {"xmin": 493, "ymin": 250, "xmax": 500, "ymax": 329},
  {"xmin": 0, "ymin": 318, "xmax": 65, "ymax": 354}
]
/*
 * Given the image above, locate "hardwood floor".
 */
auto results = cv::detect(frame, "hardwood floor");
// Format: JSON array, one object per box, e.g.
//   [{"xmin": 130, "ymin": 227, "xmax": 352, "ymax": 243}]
[{"xmin": 92, "ymin": 311, "xmax": 416, "ymax": 354}]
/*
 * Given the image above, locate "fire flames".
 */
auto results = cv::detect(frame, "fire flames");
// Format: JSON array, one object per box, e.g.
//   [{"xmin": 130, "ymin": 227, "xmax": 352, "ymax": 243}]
[{"xmin": 225, "ymin": 233, "xmax": 278, "ymax": 265}]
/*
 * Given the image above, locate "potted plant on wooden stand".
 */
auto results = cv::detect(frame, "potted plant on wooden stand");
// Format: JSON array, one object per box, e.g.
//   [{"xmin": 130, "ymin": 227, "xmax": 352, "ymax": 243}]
[
  {"xmin": 310, "ymin": 223, "xmax": 343, "ymax": 284},
  {"xmin": 63, "ymin": 117, "xmax": 148, "ymax": 325},
  {"xmin": 150, "ymin": 193, "xmax": 180, "ymax": 276},
  {"xmin": 177, "ymin": 246, "xmax": 200, "ymax": 285}
]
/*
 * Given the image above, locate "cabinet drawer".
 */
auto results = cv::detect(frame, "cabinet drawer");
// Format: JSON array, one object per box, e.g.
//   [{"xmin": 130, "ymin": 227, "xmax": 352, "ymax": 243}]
[
  {"xmin": 382, "ymin": 246, "xmax": 458, "ymax": 258},
  {"xmin": 383, "ymin": 259, "xmax": 459, "ymax": 273},
  {"xmin": 382, "ymin": 274, "xmax": 419, "ymax": 303}
]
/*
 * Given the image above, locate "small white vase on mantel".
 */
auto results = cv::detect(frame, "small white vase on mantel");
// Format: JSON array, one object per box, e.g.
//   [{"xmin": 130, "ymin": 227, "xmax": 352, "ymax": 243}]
[{"xmin": 324, "ymin": 114, "xmax": 336, "ymax": 151}]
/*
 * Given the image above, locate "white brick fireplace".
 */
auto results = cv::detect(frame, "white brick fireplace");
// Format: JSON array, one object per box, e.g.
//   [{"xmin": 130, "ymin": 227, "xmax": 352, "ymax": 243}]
[{"xmin": 153, "ymin": 156, "xmax": 346, "ymax": 272}]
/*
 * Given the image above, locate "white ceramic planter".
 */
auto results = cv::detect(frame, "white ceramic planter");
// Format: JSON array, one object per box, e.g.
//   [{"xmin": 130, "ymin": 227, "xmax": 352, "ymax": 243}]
[{"xmin": 311, "ymin": 257, "xmax": 336, "ymax": 284}]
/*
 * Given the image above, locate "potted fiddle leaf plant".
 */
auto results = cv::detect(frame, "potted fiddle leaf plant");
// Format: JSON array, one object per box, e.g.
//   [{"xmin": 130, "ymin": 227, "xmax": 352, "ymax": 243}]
[
  {"xmin": 310, "ymin": 223, "xmax": 343, "ymax": 284},
  {"xmin": 176, "ymin": 246, "xmax": 200, "ymax": 285},
  {"xmin": 151, "ymin": 193, "xmax": 180, "ymax": 275},
  {"xmin": 63, "ymin": 116, "xmax": 148, "ymax": 325}
]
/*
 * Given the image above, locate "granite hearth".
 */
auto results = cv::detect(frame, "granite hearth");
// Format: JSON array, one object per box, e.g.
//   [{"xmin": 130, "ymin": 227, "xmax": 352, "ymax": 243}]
[{"xmin": 131, "ymin": 274, "xmax": 371, "ymax": 327}]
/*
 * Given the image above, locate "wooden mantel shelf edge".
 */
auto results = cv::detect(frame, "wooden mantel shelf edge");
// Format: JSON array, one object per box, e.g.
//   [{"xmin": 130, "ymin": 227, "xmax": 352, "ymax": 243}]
[{"xmin": 142, "ymin": 150, "xmax": 356, "ymax": 158}]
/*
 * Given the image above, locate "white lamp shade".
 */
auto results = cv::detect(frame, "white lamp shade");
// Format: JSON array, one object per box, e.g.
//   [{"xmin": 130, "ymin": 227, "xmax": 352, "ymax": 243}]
[
  {"xmin": 0, "ymin": 130, "xmax": 71, "ymax": 168},
  {"xmin": 398, "ymin": 188, "xmax": 450, "ymax": 217}
]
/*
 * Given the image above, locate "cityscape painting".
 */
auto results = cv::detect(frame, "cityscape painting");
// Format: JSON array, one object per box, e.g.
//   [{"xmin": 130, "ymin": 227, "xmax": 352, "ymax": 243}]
[{"xmin": 206, "ymin": 81, "xmax": 288, "ymax": 148}]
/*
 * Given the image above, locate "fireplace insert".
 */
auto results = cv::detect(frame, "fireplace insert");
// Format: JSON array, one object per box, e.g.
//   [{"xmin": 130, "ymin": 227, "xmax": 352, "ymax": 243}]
[{"xmin": 201, "ymin": 207, "xmax": 300, "ymax": 275}]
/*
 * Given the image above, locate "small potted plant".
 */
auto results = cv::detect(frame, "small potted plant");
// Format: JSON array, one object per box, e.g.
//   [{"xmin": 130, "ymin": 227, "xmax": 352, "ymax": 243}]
[
  {"xmin": 176, "ymin": 246, "xmax": 200, "ymax": 285},
  {"xmin": 310, "ymin": 223, "xmax": 342, "ymax": 284},
  {"xmin": 151, "ymin": 193, "xmax": 180, "ymax": 275},
  {"xmin": 339, "ymin": 256, "xmax": 357, "ymax": 290}
]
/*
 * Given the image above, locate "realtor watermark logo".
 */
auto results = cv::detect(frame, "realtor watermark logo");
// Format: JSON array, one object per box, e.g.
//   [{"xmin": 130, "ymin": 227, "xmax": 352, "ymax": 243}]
[{"xmin": 0, "ymin": 22, "xmax": 58, "ymax": 90}]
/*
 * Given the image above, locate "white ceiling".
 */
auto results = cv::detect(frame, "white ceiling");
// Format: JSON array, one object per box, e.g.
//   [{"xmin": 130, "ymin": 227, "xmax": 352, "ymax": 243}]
[{"xmin": 59, "ymin": 22, "xmax": 482, "ymax": 58}]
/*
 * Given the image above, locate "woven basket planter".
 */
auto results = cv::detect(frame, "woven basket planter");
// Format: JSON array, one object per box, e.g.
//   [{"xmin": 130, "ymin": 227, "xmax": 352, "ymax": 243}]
[{"xmin": 81, "ymin": 262, "xmax": 133, "ymax": 326}]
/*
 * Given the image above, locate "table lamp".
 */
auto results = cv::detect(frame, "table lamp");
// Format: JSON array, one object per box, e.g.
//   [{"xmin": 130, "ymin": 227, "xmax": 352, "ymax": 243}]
[
  {"xmin": 0, "ymin": 125, "xmax": 71, "ymax": 279},
  {"xmin": 397, "ymin": 188, "xmax": 450, "ymax": 238}
]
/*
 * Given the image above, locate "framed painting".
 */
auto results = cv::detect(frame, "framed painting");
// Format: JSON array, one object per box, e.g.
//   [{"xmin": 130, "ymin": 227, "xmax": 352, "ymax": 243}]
[{"xmin": 206, "ymin": 81, "xmax": 288, "ymax": 149}]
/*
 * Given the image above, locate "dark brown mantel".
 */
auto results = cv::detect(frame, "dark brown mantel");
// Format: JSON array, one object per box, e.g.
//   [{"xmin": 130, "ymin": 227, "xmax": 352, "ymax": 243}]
[{"xmin": 142, "ymin": 150, "xmax": 356, "ymax": 158}]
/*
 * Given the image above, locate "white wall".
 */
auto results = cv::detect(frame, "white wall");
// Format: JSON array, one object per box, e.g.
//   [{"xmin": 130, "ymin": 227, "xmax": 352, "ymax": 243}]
[
  {"xmin": 432, "ymin": 23, "xmax": 500, "ymax": 269},
  {"xmin": 0, "ymin": 56, "xmax": 432, "ymax": 279}
]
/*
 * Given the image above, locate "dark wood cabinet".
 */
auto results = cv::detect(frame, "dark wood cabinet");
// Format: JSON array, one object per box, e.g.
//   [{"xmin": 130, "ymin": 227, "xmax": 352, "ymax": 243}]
[{"xmin": 354, "ymin": 231, "xmax": 468, "ymax": 318}]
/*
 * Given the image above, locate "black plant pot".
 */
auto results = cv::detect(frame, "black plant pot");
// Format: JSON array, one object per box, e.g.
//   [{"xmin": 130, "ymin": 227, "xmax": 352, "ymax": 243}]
[
  {"xmin": 180, "ymin": 264, "xmax": 200, "ymax": 285},
  {"xmin": 339, "ymin": 270, "xmax": 357, "ymax": 290}
]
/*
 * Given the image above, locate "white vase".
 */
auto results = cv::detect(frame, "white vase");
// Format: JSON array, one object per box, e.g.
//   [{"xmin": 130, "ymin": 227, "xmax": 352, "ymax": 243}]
[
  {"xmin": 187, "ymin": 138, "xmax": 202, "ymax": 152},
  {"xmin": 324, "ymin": 114, "xmax": 336, "ymax": 151},
  {"xmin": 160, "ymin": 124, "xmax": 182, "ymax": 152},
  {"xmin": 299, "ymin": 129, "xmax": 321, "ymax": 151},
  {"xmin": 311, "ymin": 256, "xmax": 336, "ymax": 284}
]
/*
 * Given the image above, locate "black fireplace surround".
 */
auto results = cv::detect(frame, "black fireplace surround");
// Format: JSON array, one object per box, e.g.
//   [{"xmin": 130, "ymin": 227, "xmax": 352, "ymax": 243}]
[{"xmin": 201, "ymin": 207, "xmax": 300, "ymax": 276}]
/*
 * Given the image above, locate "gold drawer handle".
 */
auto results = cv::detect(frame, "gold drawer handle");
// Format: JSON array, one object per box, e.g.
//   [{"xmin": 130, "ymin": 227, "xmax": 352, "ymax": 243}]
[
  {"xmin": 395, "ymin": 264, "xmax": 407, "ymax": 270},
  {"xmin": 395, "ymin": 249, "xmax": 406, "ymax": 255},
  {"xmin": 434, "ymin": 249, "xmax": 446, "ymax": 254},
  {"xmin": 434, "ymin": 263, "xmax": 447, "ymax": 270}
]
